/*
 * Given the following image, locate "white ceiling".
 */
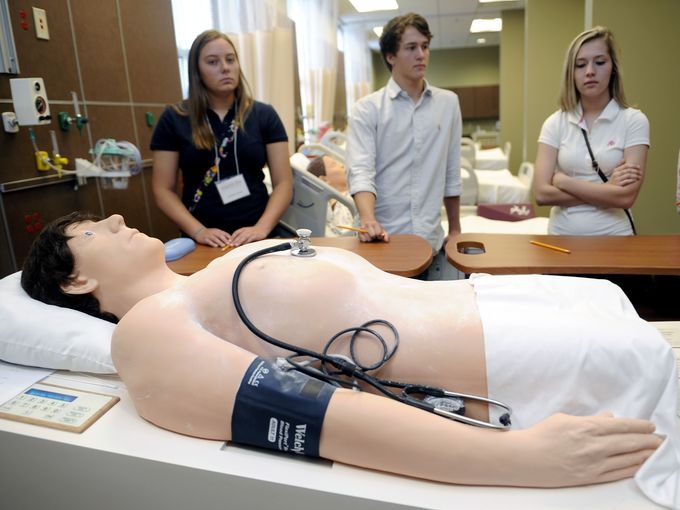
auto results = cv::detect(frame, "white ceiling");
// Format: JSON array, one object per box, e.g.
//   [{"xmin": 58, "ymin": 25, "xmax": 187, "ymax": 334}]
[{"xmin": 338, "ymin": 0, "xmax": 525, "ymax": 50}]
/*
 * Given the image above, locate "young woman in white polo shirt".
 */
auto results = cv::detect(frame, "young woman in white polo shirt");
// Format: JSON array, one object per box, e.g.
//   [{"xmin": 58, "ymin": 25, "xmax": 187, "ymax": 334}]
[{"xmin": 533, "ymin": 26, "xmax": 649, "ymax": 236}]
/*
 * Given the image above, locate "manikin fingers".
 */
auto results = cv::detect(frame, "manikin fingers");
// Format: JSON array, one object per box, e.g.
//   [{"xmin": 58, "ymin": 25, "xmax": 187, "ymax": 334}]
[
  {"xmin": 594, "ymin": 449, "xmax": 659, "ymax": 483},
  {"xmin": 597, "ymin": 431, "xmax": 664, "ymax": 456}
]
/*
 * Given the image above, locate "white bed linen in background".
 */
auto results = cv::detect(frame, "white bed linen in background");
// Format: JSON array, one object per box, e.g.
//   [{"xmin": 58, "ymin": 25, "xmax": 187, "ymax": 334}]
[
  {"xmin": 472, "ymin": 274, "xmax": 680, "ymax": 509},
  {"xmin": 476, "ymin": 169, "xmax": 531, "ymax": 204},
  {"xmin": 474, "ymin": 146, "xmax": 508, "ymax": 170},
  {"xmin": 461, "ymin": 215, "xmax": 548, "ymax": 234}
]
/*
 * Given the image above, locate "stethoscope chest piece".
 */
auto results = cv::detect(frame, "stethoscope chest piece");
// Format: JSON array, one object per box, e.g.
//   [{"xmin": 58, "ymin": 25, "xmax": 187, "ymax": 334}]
[{"xmin": 291, "ymin": 228, "xmax": 316, "ymax": 257}]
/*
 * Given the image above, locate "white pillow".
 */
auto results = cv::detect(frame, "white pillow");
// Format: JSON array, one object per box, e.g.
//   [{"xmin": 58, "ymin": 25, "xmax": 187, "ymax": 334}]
[{"xmin": 0, "ymin": 272, "xmax": 116, "ymax": 373}]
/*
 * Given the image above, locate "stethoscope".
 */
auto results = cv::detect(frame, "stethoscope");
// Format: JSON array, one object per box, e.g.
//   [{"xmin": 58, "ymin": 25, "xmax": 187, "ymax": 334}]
[{"xmin": 231, "ymin": 231, "xmax": 513, "ymax": 430}]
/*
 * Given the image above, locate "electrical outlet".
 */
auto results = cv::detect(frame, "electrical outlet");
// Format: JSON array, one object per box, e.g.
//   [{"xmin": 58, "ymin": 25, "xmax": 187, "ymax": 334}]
[
  {"xmin": 32, "ymin": 7, "xmax": 49, "ymax": 40},
  {"xmin": 2, "ymin": 112, "xmax": 19, "ymax": 133}
]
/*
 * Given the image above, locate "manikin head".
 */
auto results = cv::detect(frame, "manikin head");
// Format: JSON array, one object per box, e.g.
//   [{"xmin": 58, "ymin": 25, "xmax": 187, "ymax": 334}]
[
  {"xmin": 21, "ymin": 212, "xmax": 168, "ymax": 322},
  {"xmin": 307, "ymin": 156, "xmax": 348, "ymax": 194}
]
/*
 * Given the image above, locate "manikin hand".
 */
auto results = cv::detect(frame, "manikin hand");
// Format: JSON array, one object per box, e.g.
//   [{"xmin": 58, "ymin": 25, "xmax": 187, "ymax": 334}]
[
  {"xmin": 194, "ymin": 227, "xmax": 231, "ymax": 248},
  {"xmin": 228, "ymin": 225, "xmax": 269, "ymax": 247},
  {"xmin": 609, "ymin": 159, "xmax": 642, "ymax": 187},
  {"xmin": 512, "ymin": 412, "xmax": 663, "ymax": 488},
  {"xmin": 359, "ymin": 219, "xmax": 390, "ymax": 243}
]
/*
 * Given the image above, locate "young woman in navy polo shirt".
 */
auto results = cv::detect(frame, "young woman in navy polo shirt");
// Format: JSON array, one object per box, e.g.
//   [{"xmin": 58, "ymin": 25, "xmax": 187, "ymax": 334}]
[{"xmin": 151, "ymin": 30, "xmax": 292, "ymax": 247}]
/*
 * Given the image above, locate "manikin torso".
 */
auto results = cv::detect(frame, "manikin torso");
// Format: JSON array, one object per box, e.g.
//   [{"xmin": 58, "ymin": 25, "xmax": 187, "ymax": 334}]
[{"xmin": 112, "ymin": 241, "xmax": 486, "ymax": 439}]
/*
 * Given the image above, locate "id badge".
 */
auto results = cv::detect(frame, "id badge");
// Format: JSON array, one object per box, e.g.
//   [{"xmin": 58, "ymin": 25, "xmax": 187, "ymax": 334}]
[{"xmin": 216, "ymin": 174, "xmax": 250, "ymax": 204}]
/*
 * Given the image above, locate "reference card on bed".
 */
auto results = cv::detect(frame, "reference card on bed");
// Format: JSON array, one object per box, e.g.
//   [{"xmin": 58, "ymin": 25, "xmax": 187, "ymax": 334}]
[{"xmin": 0, "ymin": 382, "xmax": 119, "ymax": 433}]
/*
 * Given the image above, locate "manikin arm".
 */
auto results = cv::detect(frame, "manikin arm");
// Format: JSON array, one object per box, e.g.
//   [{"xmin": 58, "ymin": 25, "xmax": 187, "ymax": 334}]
[
  {"xmin": 323, "ymin": 392, "xmax": 659, "ymax": 487},
  {"xmin": 113, "ymin": 298, "xmax": 661, "ymax": 489}
]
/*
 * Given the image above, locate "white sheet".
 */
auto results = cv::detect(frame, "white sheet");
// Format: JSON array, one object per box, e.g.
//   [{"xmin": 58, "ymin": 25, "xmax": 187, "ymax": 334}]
[
  {"xmin": 472, "ymin": 274, "xmax": 680, "ymax": 509},
  {"xmin": 461, "ymin": 215, "xmax": 549, "ymax": 234},
  {"xmin": 475, "ymin": 147, "xmax": 508, "ymax": 170},
  {"xmin": 476, "ymin": 169, "xmax": 530, "ymax": 204}
]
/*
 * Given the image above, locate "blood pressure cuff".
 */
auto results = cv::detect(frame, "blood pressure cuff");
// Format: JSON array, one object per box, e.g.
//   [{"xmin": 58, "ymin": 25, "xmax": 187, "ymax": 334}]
[{"xmin": 231, "ymin": 357, "xmax": 336, "ymax": 457}]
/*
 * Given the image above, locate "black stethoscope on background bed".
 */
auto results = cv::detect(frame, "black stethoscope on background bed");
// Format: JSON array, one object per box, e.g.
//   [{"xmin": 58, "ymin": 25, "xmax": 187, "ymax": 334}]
[{"xmin": 231, "ymin": 232, "xmax": 513, "ymax": 430}]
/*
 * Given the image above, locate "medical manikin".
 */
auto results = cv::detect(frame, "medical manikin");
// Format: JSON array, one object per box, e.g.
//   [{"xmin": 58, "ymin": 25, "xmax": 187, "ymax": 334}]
[{"xmin": 21, "ymin": 213, "xmax": 680, "ymax": 509}]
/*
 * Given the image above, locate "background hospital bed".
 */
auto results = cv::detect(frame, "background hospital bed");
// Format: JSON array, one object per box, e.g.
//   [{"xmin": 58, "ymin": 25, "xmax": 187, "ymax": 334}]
[
  {"xmin": 460, "ymin": 158, "xmax": 534, "ymax": 205},
  {"xmin": 319, "ymin": 129, "xmax": 347, "ymax": 159},
  {"xmin": 0, "ymin": 363, "xmax": 668, "ymax": 510},
  {"xmin": 280, "ymin": 149, "xmax": 358, "ymax": 237}
]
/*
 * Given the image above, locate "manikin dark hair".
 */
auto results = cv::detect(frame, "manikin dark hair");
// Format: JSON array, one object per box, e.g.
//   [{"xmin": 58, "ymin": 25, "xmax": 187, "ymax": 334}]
[{"xmin": 21, "ymin": 211, "xmax": 119, "ymax": 323}]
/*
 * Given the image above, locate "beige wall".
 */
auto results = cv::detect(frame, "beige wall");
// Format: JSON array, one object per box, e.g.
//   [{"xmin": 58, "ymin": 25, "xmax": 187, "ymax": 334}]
[
  {"xmin": 524, "ymin": 0, "xmax": 584, "ymax": 217},
  {"xmin": 499, "ymin": 9, "xmax": 524, "ymax": 173},
  {"xmin": 524, "ymin": 0, "xmax": 584, "ymax": 167}
]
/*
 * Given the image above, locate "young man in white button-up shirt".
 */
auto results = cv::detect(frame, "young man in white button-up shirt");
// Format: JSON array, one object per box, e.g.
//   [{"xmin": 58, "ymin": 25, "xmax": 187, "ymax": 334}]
[{"xmin": 346, "ymin": 13, "xmax": 462, "ymax": 279}]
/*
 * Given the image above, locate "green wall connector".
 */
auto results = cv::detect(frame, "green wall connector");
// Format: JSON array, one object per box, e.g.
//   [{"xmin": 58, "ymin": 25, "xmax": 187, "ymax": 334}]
[
  {"xmin": 58, "ymin": 112, "xmax": 71, "ymax": 131},
  {"xmin": 145, "ymin": 111, "xmax": 155, "ymax": 127}
]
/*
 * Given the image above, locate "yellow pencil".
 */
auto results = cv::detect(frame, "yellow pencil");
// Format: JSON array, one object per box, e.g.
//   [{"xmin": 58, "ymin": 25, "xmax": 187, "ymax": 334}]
[
  {"xmin": 336, "ymin": 224, "xmax": 369, "ymax": 234},
  {"xmin": 530, "ymin": 240, "xmax": 571, "ymax": 254}
]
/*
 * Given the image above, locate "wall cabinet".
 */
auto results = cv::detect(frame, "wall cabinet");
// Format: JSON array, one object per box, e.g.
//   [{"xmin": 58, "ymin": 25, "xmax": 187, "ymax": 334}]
[{"xmin": 448, "ymin": 85, "xmax": 499, "ymax": 120}]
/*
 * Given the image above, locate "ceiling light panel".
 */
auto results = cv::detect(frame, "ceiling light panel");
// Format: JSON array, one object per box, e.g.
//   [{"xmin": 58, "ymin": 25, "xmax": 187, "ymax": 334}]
[
  {"xmin": 470, "ymin": 17, "xmax": 502, "ymax": 32},
  {"xmin": 349, "ymin": 0, "xmax": 399, "ymax": 13}
]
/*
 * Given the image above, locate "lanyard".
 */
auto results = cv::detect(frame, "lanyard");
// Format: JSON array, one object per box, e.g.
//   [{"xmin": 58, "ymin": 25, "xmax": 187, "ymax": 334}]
[
  {"xmin": 206, "ymin": 113, "xmax": 239, "ymax": 181},
  {"xmin": 188, "ymin": 110, "xmax": 240, "ymax": 213}
]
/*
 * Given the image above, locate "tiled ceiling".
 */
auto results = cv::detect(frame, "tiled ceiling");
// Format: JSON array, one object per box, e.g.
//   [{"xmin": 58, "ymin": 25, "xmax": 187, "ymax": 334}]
[{"xmin": 338, "ymin": 0, "xmax": 525, "ymax": 50}]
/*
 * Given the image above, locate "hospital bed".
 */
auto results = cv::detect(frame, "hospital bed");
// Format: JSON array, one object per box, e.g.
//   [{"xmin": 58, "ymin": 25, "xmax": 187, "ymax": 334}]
[
  {"xmin": 1, "ymin": 269, "xmax": 677, "ymax": 510},
  {"xmin": 319, "ymin": 129, "xmax": 347, "ymax": 159},
  {"xmin": 281, "ymin": 148, "xmax": 358, "ymax": 237},
  {"xmin": 471, "ymin": 129, "xmax": 501, "ymax": 149},
  {"xmin": 475, "ymin": 144, "xmax": 509, "ymax": 171},
  {"xmin": 474, "ymin": 161, "xmax": 534, "ymax": 204}
]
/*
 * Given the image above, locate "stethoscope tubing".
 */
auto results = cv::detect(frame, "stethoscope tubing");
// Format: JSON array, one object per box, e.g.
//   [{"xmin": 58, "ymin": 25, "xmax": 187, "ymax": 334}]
[{"xmin": 231, "ymin": 242, "xmax": 512, "ymax": 430}]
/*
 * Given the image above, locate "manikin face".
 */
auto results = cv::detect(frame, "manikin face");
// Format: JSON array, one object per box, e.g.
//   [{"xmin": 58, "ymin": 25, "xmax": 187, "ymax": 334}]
[
  {"xmin": 198, "ymin": 37, "xmax": 241, "ymax": 97},
  {"xmin": 387, "ymin": 26, "xmax": 430, "ymax": 84},
  {"xmin": 319, "ymin": 156, "xmax": 348, "ymax": 193},
  {"xmin": 574, "ymin": 37, "xmax": 613, "ymax": 103},
  {"xmin": 65, "ymin": 214, "xmax": 162, "ymax": 289}
]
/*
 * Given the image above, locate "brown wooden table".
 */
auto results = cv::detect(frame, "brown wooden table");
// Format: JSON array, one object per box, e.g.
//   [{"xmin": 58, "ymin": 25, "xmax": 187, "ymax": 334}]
[
  {"xmin": 446, "ymin": 233, "xmax": 680, "ymax": 275},
  {"xmin": 168, "ymin": 234, "xmax": 433, "ymax": 277}
]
